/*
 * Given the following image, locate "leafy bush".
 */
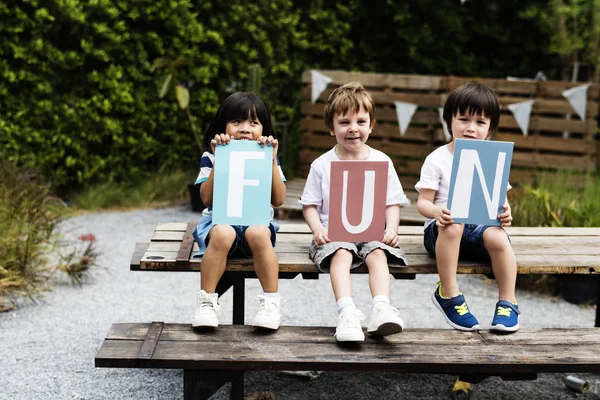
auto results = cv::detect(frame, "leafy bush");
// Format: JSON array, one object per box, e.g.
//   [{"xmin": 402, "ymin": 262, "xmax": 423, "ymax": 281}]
[
  {"xmin": 0, "ymin": 0, "xmax": 572, "ymax": 190},
  {"xmin": 0, "ymin": 162, "xmax": 98, "ymax": 311}
]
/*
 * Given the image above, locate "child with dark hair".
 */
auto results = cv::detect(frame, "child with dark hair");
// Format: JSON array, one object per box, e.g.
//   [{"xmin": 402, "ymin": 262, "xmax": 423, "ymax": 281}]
[
  {"xmin": 415, "ymin": 83, "xmax": 519, "ymax": 333},
  {"xmin": 192, "ymin": 92, "xmax": 286, "ymax": 330}
]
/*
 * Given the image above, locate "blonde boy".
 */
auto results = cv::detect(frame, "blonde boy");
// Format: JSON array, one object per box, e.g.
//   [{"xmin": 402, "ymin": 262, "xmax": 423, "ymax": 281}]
[{"xmin": 299, "ymin": 82, "xmax": 410, "ymax": 342}]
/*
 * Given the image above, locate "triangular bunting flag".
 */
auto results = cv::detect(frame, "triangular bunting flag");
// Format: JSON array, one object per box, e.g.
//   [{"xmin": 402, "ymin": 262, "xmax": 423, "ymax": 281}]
[
  {"xmin": 507, "ymin": 100, "xmax": 534, "ymax": 136},
  {"xmin": 562, "ymin": 84, "xmax": 590, "ymax": 121},
  {"xmin": 394, "ymin": 101, "xmax": 418, "ymax": 136},
  {"xmin": 311, "ymin": 70, "xmax": 333, "ymax": 103},
  {"xmin": 438, "ymin": 107, "xmax": 451, "ymax": 142}
]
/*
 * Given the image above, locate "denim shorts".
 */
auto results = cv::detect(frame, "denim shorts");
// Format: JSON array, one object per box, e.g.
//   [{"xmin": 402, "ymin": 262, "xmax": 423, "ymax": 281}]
[
  {"xmin": 309, "ymin": 240, "xmax": 408, "ymax": 272},
  {"xmin": 423, "ymin": 222, "xmax": 509, "ymax": 262},
  {"xmin": 192, "ymin": 215, "xmax": 278, "ymax": 258}
]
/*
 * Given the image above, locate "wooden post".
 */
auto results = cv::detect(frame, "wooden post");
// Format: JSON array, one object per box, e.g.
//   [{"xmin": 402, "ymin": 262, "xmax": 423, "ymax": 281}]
[{"xmin": 233, "ymin": 277, "xmax": 245, "ymax": 325}]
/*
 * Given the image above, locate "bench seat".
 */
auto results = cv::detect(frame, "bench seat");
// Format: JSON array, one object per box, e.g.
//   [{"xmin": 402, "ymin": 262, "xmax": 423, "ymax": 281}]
[
  {"xmin": 95, "ymin": 322, "xmax": 600, "ymax": 399},
  {"xmin": 97, "ymin": 322, "xmax": 600, "ymax": 374}
]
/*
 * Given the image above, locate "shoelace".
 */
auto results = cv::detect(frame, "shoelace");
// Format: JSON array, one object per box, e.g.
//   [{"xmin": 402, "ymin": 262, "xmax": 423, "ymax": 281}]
[
  {"xmin": 338, "ymin": 310, "xmax": 366, "ymax": 329},
  {"xmin": 376, "ymin": 303, "xmax": 400, "ymax": 315},
  {"xmin": 256, "ymin": 295, "xmax": 277, "ymax": 313},
  {"xmin": 455, "ymin": 302, "xmax": 470, "ymax": 316},
  {"xmin": 497, "ymin": 306, "xmax": 511, "ymax": 317},
  {"xmin": 199, "ymin": 296, "xmax": 219, "ymax": 312}
]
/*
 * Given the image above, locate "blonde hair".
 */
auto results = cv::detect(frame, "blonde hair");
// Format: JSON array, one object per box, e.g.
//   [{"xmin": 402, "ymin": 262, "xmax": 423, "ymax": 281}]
[{"xmin": 324, "ymin": 81, "xmax": 375, "ymax": 130}]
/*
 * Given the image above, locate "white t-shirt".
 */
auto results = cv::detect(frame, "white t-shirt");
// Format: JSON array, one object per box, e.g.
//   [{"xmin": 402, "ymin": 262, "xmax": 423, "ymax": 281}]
[
  {"xmin": 414, "ymin": 145, "xmax": 511, "ymax": 228},
  {"xmin": 298, "ymin": 146, "xmax": 409, "ymax": 228}
]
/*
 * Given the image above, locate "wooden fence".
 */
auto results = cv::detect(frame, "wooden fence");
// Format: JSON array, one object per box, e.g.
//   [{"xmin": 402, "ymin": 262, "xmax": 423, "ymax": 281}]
[{"xmin": 299, "ymin": 70, "xmax": 600, "ymax": 188}]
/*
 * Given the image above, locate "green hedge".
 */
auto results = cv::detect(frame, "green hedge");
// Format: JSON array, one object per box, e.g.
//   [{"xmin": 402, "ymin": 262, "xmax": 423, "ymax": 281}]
[
  {"xmin": 1, "ymin": 0, "xmax": 559, "ymax": 189},
  {"xmin": 0, "ymin": 0, "xmax": 220, "ymax": 188}
]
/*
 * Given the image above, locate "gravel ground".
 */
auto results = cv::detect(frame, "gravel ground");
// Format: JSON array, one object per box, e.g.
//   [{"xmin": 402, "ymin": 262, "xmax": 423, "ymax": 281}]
[{"xmin": 0, "ymin": 205, "xmax": 599, "ymax": 400}]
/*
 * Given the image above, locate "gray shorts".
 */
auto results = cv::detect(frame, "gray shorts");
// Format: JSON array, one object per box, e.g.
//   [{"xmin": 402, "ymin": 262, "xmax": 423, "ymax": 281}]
[{"xmin": 309, "ymin": 241, "xmax": 408, "ymax": 272}]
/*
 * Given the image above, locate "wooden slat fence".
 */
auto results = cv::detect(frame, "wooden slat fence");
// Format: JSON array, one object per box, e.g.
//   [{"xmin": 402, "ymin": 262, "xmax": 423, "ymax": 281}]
[{"xmin": 299, "ymin": 70, "xmax": 600, "ymax": 188}]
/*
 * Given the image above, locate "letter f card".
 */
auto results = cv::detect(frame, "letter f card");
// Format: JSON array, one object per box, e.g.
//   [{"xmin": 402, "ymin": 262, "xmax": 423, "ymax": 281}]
[
  {"xmin": 212, "ymin": 140, "xmax": 273, "ymax": 226},
  {"xmin": 447, "ymin": 139, "xmax": 513, "ymax": 226},
  {"xmin": 328, "ymin": 161, "xmax": 387, "ymax": 242}
]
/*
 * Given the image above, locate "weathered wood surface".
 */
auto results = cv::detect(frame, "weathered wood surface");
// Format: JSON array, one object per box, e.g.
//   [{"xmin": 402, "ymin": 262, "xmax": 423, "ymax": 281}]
[
  {"xmin": 298, "ymin": 70, "xmax": 600, "ymax": 184},
  {"xmin": 275, "ymin": 178, "xmax": 424, "ymax": 225},
  {"xmin": 134, "ymin": 223, "xmax": 600, "ymax": 274},
  {"xmin": 96, "ymin": 323, "xmax": 600, "ymax": 375}
]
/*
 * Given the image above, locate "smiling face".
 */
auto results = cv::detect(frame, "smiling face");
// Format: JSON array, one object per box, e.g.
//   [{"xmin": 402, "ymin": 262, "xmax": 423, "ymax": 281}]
[
  {"xmin": 225, "ymin": 111, "xmax": 263, "ymax": 140},
  {"xmin": 450, "ymin": 109, "xmax": 492, "ymax": 141},
  {"xmin": 329, "ymin": 107, "xmax": 373, "ymax": 158}
]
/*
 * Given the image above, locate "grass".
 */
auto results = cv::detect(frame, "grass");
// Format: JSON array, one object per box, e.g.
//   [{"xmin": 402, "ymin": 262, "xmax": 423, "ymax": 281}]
[
  {"xmin": 0, "ymin": 162, "xmax": 99, "ymax": 311},
  {"xmin": 70, "ymin": 168, "xmax": 193, "ymax": 211},
  {"xmin": 511, "ymin": 170, "xmax": 600, "ymax": 227},
  {"xmin": 510, "ymin": 170, "xmax": 599, "ymax": 302}
]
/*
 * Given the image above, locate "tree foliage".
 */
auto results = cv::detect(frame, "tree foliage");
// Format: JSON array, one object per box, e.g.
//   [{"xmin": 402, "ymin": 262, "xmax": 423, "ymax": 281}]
[{"xmin": 0, "ymin": 0, "xmax": 595, "ymax": 189}]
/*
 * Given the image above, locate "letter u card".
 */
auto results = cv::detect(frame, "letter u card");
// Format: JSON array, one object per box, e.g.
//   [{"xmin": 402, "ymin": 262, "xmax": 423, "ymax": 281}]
[
  {"xmin": 447, "ymin": 139, "xmax": 514, "ymax": 226},
  {"xmin": 328, "ymin": 161, "xmax": 388, "ymax": 242},
  {"xmin": 212, "ymin": 140, "xmax": 273, "ymax": 226}
]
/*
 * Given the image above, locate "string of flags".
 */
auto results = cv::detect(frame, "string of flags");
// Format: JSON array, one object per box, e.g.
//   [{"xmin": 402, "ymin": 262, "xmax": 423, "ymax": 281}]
[{"xmin": 311, "ymin": 71, "xmax": 590, "ymax": 139}]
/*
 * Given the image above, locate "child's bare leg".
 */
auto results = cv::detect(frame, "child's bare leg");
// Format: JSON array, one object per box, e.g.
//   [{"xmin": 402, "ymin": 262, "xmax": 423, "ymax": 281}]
[
  {"xmin": 483, "ymin": 227, "xmax": 517, "ymax": 303},
  {"xmin": 364, "ymin": 249, "xmax": 390, "ymax": 298},
  {"xmin": 244, "ymin": 226, "xmax": 278, "ymax": 293},
  {"xmin": 435, "ymin": 223, "xmax": 464, "ymax": 297},
  {"xmin": 200, "ymin": 225, "xmax": 236, "ymax": 292},
  {"xmin": 329, "ymin": 249, "xmax": 354, "ymax": 300}
]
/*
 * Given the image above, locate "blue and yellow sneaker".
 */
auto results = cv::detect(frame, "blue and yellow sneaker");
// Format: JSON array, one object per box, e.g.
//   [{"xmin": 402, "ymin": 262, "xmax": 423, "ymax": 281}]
[
  {"xmin": 431, "ymin": 281, "xmax": 479, "ymax": 331},
  {"xmin": 491, "ymin": 300, "xmax": 520, "ymax": 332}
]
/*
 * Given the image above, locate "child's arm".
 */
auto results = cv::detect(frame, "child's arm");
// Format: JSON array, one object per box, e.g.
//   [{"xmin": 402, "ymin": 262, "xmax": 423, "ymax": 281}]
[
  {"xmin": 270, "ymin": 158, "xmax": 286, "ymax": 206},
  {"xmin": 199, "ymin": 171, "xmax": 215, "ymax": 207},
  {"xmin": 302, "ymin": 205, "xmax": 330, "ymax": 245},
  {"xmin": 416, "ymin": 189, "xmax": 453, "ymax": 226},
  {"xmin": 257, "ymin": 135, "xmax": 286, "ymax": 206},
  {"xmin": 498, "ymin": 198, "xmax": 513, "ymax": 226},
  {"xmin": 381, "ymin": 204, "xmax": 400, "ymax": 247}
]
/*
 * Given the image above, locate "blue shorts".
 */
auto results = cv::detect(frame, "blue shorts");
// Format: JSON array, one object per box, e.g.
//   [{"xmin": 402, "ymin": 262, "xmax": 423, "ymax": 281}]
[
  {"xmin": 423, "ymin": 223, "xmax": 509, "ymax": 262},
  {"xmin": 192, "ymin": 215, "xmax": 278, "ymax": 258}
]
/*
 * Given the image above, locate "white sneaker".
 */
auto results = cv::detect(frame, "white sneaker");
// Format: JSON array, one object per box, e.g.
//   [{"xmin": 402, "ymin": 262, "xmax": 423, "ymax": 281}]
[
  {"xmin": 252, "ymin": 294, "xmax": 281, "ymax": 330},
  {"xmin": 367, "ymin": 302, "xmax": 404, "ymax": 336},
  {"xmin": 192, "ymin": 290, "xmax": 220, "ymax": 328},
  {"xmin": 335, "ymin": 309, "xmax": 365, "ymax": 342}
]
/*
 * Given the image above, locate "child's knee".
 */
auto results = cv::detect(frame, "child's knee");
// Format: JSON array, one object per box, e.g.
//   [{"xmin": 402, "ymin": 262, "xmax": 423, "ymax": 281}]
[
  {"xmin": 483, "ymin": 227, "xmax": 510, "ymax": 252},
  {"xmin": 365, "ymin": 248, "xmax": 386, "ymax": 265},
  {"xmin": 244, "ymin": 225, "xmax": 272, "ymax": 249},
  {"xmin": 438, "ymin": 223, "xmax": 464, "ymax": 240},
  {"xmin": 207, "ymin": 225, "xmax": 236, "ymax": 250},
  {"xmin": 331, "ymin": 248, "xmax": 354, "ymax": 262}
]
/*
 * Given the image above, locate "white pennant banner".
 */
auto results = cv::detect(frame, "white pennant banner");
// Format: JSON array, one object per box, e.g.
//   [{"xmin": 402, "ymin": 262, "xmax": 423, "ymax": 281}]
[
  {"xmin": 438, "ymin": 107, "xmax": 451, "ymax": 142},
  {"xmin": 311, "ymin": 70, "xmax": 332, "ymax": 103},
  {"xmin": 507, "ymin": 100, "xmax": 534, "ymax": 136},
  {"xmin": 394, "ymin": 101, "xmax": 417, "ymax": 136},
  {"xmin": 562, "ymin": 84, "xmax": 590, "ymax": 121}
]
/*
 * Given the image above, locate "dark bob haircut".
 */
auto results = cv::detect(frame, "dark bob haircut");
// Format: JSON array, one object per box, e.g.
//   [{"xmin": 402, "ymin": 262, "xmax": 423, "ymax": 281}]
[
  {"xmin": 443, "ymin": 83, "xmax": 500, "ymax": 136},
  {"xmin": 202, "ymin": 92, "xmax": 275, "ymax": 153}
]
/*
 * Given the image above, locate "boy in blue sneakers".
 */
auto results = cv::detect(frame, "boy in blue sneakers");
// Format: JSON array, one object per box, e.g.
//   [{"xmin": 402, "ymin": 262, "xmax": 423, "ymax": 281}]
[{"xmin": 415, "ymin": 83, "xmax": 520, "ymax": 333}]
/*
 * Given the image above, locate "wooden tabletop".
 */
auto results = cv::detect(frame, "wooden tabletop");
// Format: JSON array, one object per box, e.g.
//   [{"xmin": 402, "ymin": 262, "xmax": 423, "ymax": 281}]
[{"xmin": 134, "ymin": 223, "xmax": 600, "ymax": 274}]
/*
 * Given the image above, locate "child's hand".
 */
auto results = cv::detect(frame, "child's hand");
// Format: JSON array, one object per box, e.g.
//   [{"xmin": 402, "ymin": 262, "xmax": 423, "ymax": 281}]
[
  {"xmin": 381, "ymin": 228, "xmax": 400, "ymax": 247},
  {"xmin": 498, "ymin": 203, "xmax": 513, "ymax": 226},
  {"xmin": 210, "ymin": 133, "xmax": 232, "ymax": 153},
  {"xmin": 434, "ymin": 206, "xmax": 453, "ymax": 227},
  {"xmin": 257, "ymin": 135, "xmax": 279, "ymax": 163},
  {"xmin": 312, "ymin": 227, "xmax": 330, "ymax": 246}
]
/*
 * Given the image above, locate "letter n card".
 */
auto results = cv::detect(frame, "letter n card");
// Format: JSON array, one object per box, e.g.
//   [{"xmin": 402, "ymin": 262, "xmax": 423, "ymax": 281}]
[
  {"xmin": 212, "ymin": 140, "xmax": 273, "ymax": 226},
  {"xmin": 328, "ymin": 161, "xmax": 388, "ymax": 242},
  {"xmin": 447, "ymin": 139, "xmax": 513, "ymax": 226}
]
